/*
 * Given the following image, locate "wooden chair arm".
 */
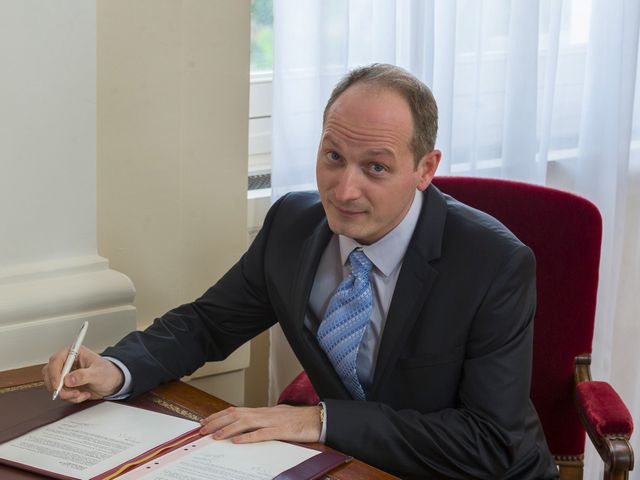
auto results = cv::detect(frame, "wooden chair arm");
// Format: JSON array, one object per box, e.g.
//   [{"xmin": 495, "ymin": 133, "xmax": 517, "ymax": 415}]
[{"xmin": 573, "ymin": 354, "xmax": 634, "ymax": 480}]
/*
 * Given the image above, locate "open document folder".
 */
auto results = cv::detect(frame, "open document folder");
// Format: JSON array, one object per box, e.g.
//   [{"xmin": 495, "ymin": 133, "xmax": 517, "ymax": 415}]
[{"xmin": 0, "ymin": 387, "xmax": 350, "ymax": 480}]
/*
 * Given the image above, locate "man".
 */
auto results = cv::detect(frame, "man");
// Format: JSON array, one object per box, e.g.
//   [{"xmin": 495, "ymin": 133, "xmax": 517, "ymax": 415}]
[{"xmin": 44, "ymin": 64, "xmax": 558, "ymax": 479}]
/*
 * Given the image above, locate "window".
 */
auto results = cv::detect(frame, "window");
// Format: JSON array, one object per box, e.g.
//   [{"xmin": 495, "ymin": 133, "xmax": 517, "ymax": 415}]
[
  {"xmin": 246, "ymin": 0, "xmax": 594, "ymax": 185},
  {"xmin": 249, "ymin": 0, "xmax": 273, "ymax": 189},
  {"xmin": 250, "ymin": 0, "xmax": 273, "ymax": 73},
  {"xmin": 443, "ymin": 0, "xmax": 592, "ymax": 175}
]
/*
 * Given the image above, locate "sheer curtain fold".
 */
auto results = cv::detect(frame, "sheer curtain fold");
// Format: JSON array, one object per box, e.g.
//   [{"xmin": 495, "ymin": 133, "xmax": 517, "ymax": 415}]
[
  {"xmin": 269, "ymin": 1, "xmax": 640, "ymax": 477},
  {"xmin": 502, "ymin": 0, "xmax": 541, "ymax": 182},
  {"xmin": 432, "ymin": 0, "xmax": 457, "ymax": 174},
  {"xmin": 537, "ymin": 0, "xmax": 562, "ymax": 172}
]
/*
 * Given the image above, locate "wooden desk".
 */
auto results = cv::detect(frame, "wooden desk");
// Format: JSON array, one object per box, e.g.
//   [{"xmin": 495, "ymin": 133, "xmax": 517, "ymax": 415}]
[{"xmin": 0, "ymin": 365, "xmax": 398, "ymax": 480}]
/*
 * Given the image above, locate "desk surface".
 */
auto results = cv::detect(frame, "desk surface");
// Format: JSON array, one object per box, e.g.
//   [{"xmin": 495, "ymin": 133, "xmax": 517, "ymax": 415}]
[{"xmin": 0, "ymin": 364, "xmax": 398, "ymax": 480}]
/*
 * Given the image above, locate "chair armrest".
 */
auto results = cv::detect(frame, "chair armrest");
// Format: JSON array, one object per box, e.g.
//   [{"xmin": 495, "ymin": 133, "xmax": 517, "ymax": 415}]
[
  {"xmin": 575, "ymin": 381, "xmax": 633, "ymax": 438},
  {"xmin": 574, "ymin": 355, "xmax": 634, "ymax": 479}
]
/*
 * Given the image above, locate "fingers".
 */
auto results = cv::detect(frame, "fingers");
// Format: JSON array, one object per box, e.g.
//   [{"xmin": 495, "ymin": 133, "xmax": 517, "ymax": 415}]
[
  {"xmin": 56, "ymin": 388, "xmax": 93, "ymax": 403},
  {"xmin": 200, "ymin": 406, "xmax": 246, "ymax": 429},
  {"xmin": 65, "ymin": 359, "xmax": 97, "ymax": 389},
  {"xmin": 200, "ymin": 406, "xmax": 247, "ymax": 437},
  {"xmin": 211, "ymin": 408, "xmax": 271, "ymax": 440},
  {"xmin": 207, "ymin": 410, "xmax": 280, "ymax": 441},
  {"xmin": 43, "ymin": 345, "xmax": 122, "ymax": 403},
  {"xmin": 200, "ymin": 405, "xmax": 321, "ymax": 444},
  {"xmin": 43, "ymin": 347, "xmax": 71, "ymax": 393},
  {"xmin": 43, "ymin": 346, "xmax": 92, "ymax": 402},
  {"xmin": 231, "ymin": 427, "xmax": 280, "ymax": 444},
  {"xmin": 66, "ymin": 349, "xmax": 124, "ymax": 398}
]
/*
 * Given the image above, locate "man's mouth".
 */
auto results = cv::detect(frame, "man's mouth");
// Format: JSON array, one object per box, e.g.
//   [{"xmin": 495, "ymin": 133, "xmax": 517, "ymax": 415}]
[{"xmin": 332, "ymin": 203, "xmax": 366, "ymax": 216}]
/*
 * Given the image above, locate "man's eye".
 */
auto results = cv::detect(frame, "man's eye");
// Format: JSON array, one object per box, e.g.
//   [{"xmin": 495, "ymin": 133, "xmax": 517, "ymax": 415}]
[
  {"xmin": 327, "ymin": 151, "xmax": 341, "ymax": 161},
  {"xmin": 370, "ymin": 163, "xmax": 386, "ymax": 174}
]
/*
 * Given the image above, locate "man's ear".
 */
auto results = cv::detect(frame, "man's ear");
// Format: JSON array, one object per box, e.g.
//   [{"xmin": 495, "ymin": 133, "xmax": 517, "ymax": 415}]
[{"xmin": 416, "ymin": 149, "xmax": 441, "ymax": 191}]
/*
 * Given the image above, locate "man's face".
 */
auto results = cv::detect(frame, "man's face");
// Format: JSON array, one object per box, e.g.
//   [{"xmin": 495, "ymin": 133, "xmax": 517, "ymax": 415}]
[{"xmin": 316, "ymin": 85, "xmax": 440, "ymax": 245}]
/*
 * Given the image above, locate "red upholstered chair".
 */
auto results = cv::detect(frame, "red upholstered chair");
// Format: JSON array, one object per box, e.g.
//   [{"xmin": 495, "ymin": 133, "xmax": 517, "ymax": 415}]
[{"xmin": 278, "ymin": 176, "xmax": 634, "ymax": 480}]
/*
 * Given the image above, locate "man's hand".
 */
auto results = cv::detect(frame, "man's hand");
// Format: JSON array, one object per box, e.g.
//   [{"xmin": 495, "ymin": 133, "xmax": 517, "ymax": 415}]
[
  {"xmin": 199, "ymin": 405, "xmax": 322, "ymax": 444},
  {"xmin": 42, "ymin": 346, "xmax": 124, "ymax": 403}
]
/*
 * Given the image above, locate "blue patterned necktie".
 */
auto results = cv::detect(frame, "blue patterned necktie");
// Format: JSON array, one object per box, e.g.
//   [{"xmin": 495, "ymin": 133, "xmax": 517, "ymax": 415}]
[{"xmin": 318, "ymin": 249, "xmax": 374, "ymax": 400}]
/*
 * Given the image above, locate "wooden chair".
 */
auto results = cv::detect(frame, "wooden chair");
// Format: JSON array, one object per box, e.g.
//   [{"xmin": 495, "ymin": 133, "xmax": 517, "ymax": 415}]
[{"xmin": 279, "ymin": 176, "xmax": 634, "ymax": 479}]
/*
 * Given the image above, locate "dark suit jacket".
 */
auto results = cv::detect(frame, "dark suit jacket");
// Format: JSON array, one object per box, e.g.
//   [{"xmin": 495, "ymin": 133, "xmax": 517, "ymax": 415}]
[{"xmin": 103, "ymin": 185, "xmax": 558, "ymax": 479}]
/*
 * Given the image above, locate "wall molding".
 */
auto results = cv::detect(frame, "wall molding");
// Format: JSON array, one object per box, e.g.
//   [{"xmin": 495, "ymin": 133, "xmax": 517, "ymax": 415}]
[{"xmin": 0, "ymin": 255, "xmax": 136, "ymax": 370}]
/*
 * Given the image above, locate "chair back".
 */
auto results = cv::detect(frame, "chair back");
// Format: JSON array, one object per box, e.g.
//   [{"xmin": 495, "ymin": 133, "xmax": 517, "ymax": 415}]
[{"xmin": 431, "ymin": 176, "xmax": 602, "ymax": 458}]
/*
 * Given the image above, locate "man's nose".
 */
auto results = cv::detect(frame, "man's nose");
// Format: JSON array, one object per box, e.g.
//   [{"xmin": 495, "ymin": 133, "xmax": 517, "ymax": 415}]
[{"xmin": 333, "ymin": 168, "xmax": 361, "ymax": 202}]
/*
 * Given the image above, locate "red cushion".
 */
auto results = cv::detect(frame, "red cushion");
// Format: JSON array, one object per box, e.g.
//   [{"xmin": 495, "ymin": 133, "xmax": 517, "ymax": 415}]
[
  {"xmin": 278, "ymin": 371, "xmax": 320, "ymax": 406},
  {"xmin": 575, "ymin": 381, "xmax": 633, "ymax": 437}
]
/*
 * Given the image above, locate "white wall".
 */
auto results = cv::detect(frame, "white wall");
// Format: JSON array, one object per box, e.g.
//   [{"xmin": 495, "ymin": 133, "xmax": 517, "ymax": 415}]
[
  {"xmin": 0, "ymin": 0, "xmax": 135, "ymax": 370},
  {"xmin": 0, "ymin": 2, "xmax": 95, "ymax": 267},
  {"xmin": 97, "ymin": 0, "xmax": 251, "ymax": 405},
  {"xmin": 0, "ymin": 1, "xmax": 252, "ymax": 407}
]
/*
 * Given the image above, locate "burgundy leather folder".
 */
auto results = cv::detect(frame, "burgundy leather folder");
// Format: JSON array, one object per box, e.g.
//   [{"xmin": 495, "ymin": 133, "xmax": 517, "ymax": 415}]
[
  {"xmin": 0, "ymin": 385, "xmax": 195, "ymax": 479},
  {"xmin": 0, "ymin": 385, "xmax": 350, "ymax": 480}
]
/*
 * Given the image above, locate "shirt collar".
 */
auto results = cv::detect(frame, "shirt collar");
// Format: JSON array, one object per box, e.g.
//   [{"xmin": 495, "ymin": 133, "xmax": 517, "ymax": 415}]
[{"xmin": 338, "ymin": 189, "xmax": 423, "ymax": 277}]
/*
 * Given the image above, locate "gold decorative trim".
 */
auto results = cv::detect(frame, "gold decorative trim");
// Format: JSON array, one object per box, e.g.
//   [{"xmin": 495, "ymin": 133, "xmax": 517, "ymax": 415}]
[
  {"xmin": 149, "ymin": 396, "xmax": 202, "ymax": 422},
  {"xmin": 0, "ymin": 381, "xmax": 44, "ymax": 394},
  {"xmin": 554, "ymin": 454, "xmax": 584, "ymax": 462}
]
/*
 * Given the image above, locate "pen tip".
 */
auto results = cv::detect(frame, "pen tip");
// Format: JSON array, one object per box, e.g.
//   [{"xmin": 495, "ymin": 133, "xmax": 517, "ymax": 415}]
[{"xmin": 52, "ymin": 393, "xmax": 58, "ymax": 401}]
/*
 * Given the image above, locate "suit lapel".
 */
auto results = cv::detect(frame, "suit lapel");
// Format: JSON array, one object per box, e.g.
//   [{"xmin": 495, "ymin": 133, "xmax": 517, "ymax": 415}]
[
  {"xmin": 291, "ymin": 219, "xmax": 332, "ymax": 331},
  {"xmin": 370, "ymin": 185, "xmax": 449, "ymax": 398}
]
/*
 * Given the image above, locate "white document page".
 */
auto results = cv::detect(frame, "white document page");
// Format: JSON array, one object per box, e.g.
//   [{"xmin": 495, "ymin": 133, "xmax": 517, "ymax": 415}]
[
  {"xmin": 118, "ymin": 436, "xmax": 321, "ymax": 480},
  {"xmin": 0, "ymin": 402, "xmax": 199, "ymax": 480}
]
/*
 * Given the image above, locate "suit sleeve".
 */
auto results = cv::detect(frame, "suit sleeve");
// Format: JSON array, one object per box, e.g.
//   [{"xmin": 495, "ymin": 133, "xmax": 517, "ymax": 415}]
[
  {"xmin": 324, "ymin": 246, "xmax": 539, "ymax": 479},
  {"xmin": 101, "ymin": 196, "xmax": 288, "ymax": 397}
]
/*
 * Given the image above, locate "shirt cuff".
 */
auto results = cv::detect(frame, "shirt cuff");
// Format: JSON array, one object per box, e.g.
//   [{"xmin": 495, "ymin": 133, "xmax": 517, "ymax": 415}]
[
  {"xmin": 318, "ymin": 401, "xmax": 327, "ymax": 443},
  {"xmin": 102, "ymin": 356, "xmax": 133, "ymax": 400}
]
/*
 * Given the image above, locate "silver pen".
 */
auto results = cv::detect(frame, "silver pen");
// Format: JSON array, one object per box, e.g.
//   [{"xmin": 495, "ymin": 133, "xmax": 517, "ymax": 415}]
[{"xmin": 52, "ymin": 321, "xmax": 89, "ymax": 401}]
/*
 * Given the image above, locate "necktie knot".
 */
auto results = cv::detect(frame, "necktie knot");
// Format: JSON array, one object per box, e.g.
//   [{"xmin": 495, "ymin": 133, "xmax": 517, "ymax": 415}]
[{"xmin": 349, "ymin": 250, "xmax": 373, "ymax": 278}]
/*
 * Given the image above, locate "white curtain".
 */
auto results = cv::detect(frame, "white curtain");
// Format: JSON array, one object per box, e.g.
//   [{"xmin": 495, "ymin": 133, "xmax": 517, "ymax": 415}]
[{"xmin": 269, "ymin": 1, "xmax": 640, "ymax": 478}]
